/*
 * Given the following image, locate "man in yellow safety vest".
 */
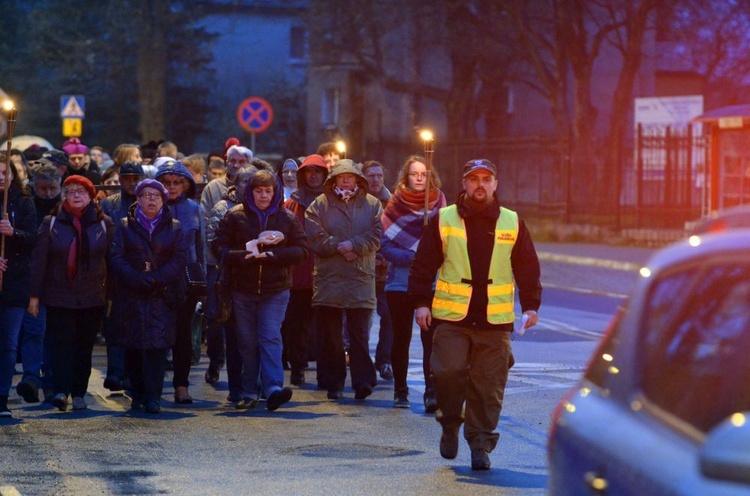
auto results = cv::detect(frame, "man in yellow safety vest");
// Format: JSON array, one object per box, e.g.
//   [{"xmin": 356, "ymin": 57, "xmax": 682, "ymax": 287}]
[{"xmin": 409, "ymin": 158, "xmax": 541, "ymax": 471}]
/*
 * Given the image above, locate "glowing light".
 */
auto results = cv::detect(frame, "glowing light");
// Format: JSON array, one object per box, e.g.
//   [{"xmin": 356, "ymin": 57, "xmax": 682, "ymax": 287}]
[
  {"xmin": 688, "ymin": 235, "xmax": 701, "ymax": 247},
  {"xmin": 1, "ymin": 100, "xmax": 14, "ymax": 111},
  {"xmin": 580, "ymin": 387, "xmax": 590, "ymax": 397},
  {"xmin": 564, "ymin": 402, "xmax": 576, "ymax": 413},
  {"xmin": 608, "ymin": 366, "xmax": 619, "ymax": 375},
  {"xmin": 639, "ymin": 267, "xmax": 651, "ymax": 278},
  {"xmin": 731, "ymin": 413, "xmax": 746, "ymax": 427},
  {"xmin": 420, "ymin": 129, "xmax": 433, "ymax": 142},
  {"xmin": 335, "ymin": 140, "xmax": 346, "ymax": 155},
  {"xmin": 631, "ymin": 400, "xmax": 642, "ymax": 411},
  {"xmin": 602, "ymin": 353, "xmax": 613, "ymax": 362}
]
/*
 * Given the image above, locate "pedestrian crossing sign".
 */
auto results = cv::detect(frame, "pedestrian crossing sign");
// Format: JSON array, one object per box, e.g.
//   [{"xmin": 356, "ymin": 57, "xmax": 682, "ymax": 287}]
[{"xmin": 60, "ymin": 95, "xmax": 85, "ymax": 119}]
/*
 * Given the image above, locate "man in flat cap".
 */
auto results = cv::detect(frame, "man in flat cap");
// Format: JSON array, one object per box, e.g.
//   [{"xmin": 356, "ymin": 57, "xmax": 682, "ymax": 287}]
[{"xmin": 408, "ymin": 159, "xmax": 542, "ymax": 471}]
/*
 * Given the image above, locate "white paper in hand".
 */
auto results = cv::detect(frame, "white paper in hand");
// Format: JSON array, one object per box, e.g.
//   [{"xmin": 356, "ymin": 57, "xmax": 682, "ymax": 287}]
[{"xmin": 515, "ymin": 314, "xmax": 530, "ymax": 336}]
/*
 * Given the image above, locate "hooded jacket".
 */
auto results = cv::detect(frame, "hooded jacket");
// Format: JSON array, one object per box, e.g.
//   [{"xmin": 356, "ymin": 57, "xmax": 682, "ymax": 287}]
[
  {"xmin": 212, "ymin": 175, "xmax": 308, "ymax": 294},
  {"xmin": 155, "ymin": 160, "xmax": 206, "ymax": 270},
  {"xmin": 284, "ymin": 157, "xmax": 328, "ymax": 289},
  {"xmin": 304, "ymin": 160, "xmax": 383, "ymax": 309}
]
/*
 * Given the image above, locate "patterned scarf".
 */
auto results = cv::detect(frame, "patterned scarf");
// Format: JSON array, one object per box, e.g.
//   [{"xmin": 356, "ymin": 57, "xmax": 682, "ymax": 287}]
[
  {"xmin": 333, "ymin": 185, "xmax": 359, "ymax": 203},
  {"xmin": 382, "ymin": 187, "xmax": 446, "ymax": 251},
  {"xmin": 135, "ymin": 205, "xmax": 163, "ymax": 235}
]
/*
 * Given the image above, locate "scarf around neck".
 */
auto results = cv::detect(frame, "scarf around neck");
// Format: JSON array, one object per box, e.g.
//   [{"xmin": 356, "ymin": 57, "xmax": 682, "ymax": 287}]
[
  {"xmin": 135, "ymin": 205, "xmax": 163, "ymax": 234},
  {"xmin": 61, "ymin": 202, "xmax": 86, "ymax": 287},
  {"xmin": 333, "ymin": 185, "xmax": 359, "ymax": 204},
  {"xmin": 382, "ymin": 187, "xmax": 446, "ymax": 251}
]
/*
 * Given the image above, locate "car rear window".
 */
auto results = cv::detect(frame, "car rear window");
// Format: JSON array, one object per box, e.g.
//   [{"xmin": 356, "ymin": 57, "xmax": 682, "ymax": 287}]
[{"xmin": 641, "ymin": 261, "xmax": 750, "ymax": 432}]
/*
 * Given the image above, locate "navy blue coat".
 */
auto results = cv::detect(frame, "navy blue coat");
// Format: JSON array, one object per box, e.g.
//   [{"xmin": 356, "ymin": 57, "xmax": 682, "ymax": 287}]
[
  {"xmin": 0, "ymin": 186, "xmax": 37, "ymax": 308},
  {"xmin": 108, "ymin": 205, "xmax": 188, "ymax": 350}
]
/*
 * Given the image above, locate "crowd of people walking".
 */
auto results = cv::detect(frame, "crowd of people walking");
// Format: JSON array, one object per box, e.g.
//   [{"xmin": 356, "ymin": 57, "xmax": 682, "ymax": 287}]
[{"xmin": 0, "ymin": 136, "xmax": 541, "ymax": 471}]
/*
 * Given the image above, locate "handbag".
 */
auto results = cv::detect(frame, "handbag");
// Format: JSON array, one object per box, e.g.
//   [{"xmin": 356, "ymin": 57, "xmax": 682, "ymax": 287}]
[{"xmin": 185, "ymin": 261, "xmax": 208, "ymax": 297}]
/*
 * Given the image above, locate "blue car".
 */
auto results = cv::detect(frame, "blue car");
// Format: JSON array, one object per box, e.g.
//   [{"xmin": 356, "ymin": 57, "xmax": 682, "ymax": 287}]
[{"xmin": 548, "ymin": 230, "xmax": 750, "ymax": 495}]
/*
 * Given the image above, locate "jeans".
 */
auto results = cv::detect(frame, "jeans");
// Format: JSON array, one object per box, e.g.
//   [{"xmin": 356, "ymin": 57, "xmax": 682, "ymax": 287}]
[
  {"xmin": 430, "ymin": 323, "xmax": 514, "ymax": 453},
  {"xmin": 46, "ymin": 305, "xmax": 104, "ymax": 398},
  {"xmin": 316, "ymin": 306, "xmax": 376, "ymax": 393},
  {"xmin": 387, "ymin": 291, "xmax": 434, "ymax": 393},
  {"xmin": 20, "ymin": 305, "xmax": 47, "ymax": 387},
  {"xmin": 374, "ymin": 283, "xmax": 393, "ymax": 367},
  {"xmin": 231, "ymin": 289, "xmax": 290, "ymax": 399},
  {"xmin": 204, "ymin": 266, "xmax": 226, "ymax": 368},
  {"xmin": 0, "ymin": 304, "xmax": 25, "ymax": 396}
]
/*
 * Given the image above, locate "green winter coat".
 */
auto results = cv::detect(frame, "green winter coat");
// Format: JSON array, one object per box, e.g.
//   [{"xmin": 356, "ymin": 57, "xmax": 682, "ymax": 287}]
[{"xmin": 305, "ymin": 160, "xmax": 383, "ymax": 309}]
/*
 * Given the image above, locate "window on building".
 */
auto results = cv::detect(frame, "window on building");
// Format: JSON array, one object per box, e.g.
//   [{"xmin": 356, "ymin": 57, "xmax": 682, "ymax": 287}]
[
  {"xmin": 290, "ymin": 26, "xmax": 307, "ymax": 61},
  {"xmin": 322, "ymin": 88, "xmax": 339, "ymax": 127}
]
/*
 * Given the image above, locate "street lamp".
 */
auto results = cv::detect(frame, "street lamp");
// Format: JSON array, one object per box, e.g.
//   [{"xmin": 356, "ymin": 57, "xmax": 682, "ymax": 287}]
[
  {"xmin": 1, "ymin": 99, "xmax": 18, "ymax": 291},
  {"xmin": 420, "ymin": 129, "xmax": 434, "ymax": 226},
  {"xmin": 335, "ymin": 140, "xmax": 347, "ymax": 159}
]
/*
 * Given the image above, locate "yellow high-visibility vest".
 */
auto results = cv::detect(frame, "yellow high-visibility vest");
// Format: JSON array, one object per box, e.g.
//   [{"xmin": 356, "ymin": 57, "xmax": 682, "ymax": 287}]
[{"xmin": 431, "ymin": 205, "xmax": 518, "ymax": 324}]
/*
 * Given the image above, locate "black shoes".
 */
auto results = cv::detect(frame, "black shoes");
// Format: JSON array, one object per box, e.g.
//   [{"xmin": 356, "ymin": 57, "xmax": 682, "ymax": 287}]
[
  {"xmin": 290, "ymin": 370, "xmax": 305, "ymax": 386},
  {"xmin": 267, "ymin": 387, "xmax": 293, "ymax": 411},
  {"xmin": 237, "ymin": 397, "xmax": 259, "ymax": 409},
  {"xmin": 394, "ymin": 389, "xmax": 410, "ymax": 408},
  {"xmin": 103, "ymin": 376, "xmax": 124, "ymax": 392},
  {"xmin": 327, "ymin": 390, "xmax": 343, "ymax": 400},
  {"xmin": 52, "ymin": 393, "xmax": 68, "ymax": 412},
  {"xmin": 471, "ymin": 448, "xmax": 491, "ymax": 470},
  {"xmin": 378, "ymin": 363, "xmax": 394, "ymax": 381},
  {"xmin": 423, "ymin": 390, "xmax": 438, "ymax": 414},
  {"xmin": 16, "ymin": 378, "xmax": 40, "ymax": 403},
  {"xmin": 354, "ymin": 384, "xmax": 373, "ymax": 400},
  {"xmin": 204, "ymin": 364, "xmax": 220, "ymax": 385},
  {"xmin": 145, "ymin": 400, "xmax": 161, "ymax": 414},
  {"xmin": 440, "ymin": 424, "xmax": 459, "ymax": 459}
]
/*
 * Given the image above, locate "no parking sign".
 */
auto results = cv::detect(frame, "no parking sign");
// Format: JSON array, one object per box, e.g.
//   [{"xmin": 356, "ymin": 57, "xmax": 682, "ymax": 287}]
[{"xmin": 236, "ymin": 97, "xmax": 273, "ymax": 133}]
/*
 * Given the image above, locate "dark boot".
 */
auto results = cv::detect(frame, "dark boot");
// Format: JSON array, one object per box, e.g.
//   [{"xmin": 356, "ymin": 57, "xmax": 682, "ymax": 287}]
[{"xmin": 0, "ymin": 395, "xmax": 11, "ymax": 418}]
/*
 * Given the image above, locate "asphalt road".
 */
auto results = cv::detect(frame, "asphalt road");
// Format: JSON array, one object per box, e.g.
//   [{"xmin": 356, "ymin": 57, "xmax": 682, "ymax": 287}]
[{"xmin": 0, "ymin": 243, "xmax": 653, "ymax": 495}]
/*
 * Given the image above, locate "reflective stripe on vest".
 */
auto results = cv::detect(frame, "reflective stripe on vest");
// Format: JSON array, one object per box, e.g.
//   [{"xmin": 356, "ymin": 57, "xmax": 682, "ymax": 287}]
[{"xmin": 432, "ymin": 205, "xmax": 518, "ymax": 324}]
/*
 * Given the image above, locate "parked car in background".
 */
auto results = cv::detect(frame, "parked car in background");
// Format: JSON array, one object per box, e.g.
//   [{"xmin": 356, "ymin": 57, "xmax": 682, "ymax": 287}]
[
  {"xmin": 690, "ymin": 204, "xmax": 750, "ymax": 235},
  {"xmin": 548, "ymin": 230, "xmax": 750, "ymax": 496}
]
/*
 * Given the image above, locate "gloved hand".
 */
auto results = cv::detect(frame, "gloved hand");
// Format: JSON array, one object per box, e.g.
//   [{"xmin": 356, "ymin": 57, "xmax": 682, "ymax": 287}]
[{"xmin": 139, "ymin": 273, "xmax": 158, "ymax": 291}]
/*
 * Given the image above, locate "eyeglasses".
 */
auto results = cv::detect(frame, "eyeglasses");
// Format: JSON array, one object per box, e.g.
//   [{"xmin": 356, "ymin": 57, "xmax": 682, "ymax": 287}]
[
  {"xmin": 408, "ymin": 173, "xmax": 428, "ymax": 179},
  {"xmin": 138, "ymin": 193, "xmax": 163, "ymax": 200},
  {"xmin": 65, "ymin": 188, "xmax": 89, "ymax": 197}
]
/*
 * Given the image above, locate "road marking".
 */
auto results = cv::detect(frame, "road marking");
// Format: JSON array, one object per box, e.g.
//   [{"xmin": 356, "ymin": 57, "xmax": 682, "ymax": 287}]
[
  {"xmin": 537, "ymin": 252, "xmax": 642, "ymax": 272},
  {"xmin": 541, "ymin": 281, "xmax": 629, "ymax": 299}
]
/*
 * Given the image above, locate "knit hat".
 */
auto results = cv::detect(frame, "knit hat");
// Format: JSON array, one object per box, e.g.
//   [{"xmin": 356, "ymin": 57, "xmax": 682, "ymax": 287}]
[
  {"xmin": 119, "ymin": 161, "xmax": 144, "ymax": 176},
  {"xmin": 135, "ymin": 178, "xmax": 169, "ymax": 203},
  {"xmin": 42, "ymin": 149, "xmax": 69, "ymax": 167},
  {"xmin": 62, "ymin": 138, "xmax": 88, "ymax": 155},
  {"xmin": 282, "ymin": 158, "xmax": 299, "ymax": 173},
  {"xmin": 62, "ymin": 175, "xmax": 96, "ymax": 199},
  {"xmin": 224, "ymin": 137, "xmax": 240, "ymax": 158}
]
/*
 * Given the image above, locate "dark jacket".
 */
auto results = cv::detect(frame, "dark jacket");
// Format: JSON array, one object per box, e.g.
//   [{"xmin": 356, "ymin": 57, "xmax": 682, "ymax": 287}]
[
  {"xmin": 100, "ymin": 191, "xmax": 137, "ymax": 226},
  {"xmin": 30, "ymin": 202, "xmax": 113, "ymax": 309},
  {"xmin": 63, "ymin": 166, "xmax": 102, "ymax": 185},
  {"xmin": 108, "ymin": 204, "xmax": 188, "ymax": 349},
  {"xmin": 304, "ymin": 160, "xmax": 383, "ymax": 309},
  {"xmin": 408, "ymin": 192, "xmax": 542, "ymax": 331},
  {"xmin": 284, "ymin": 160, "xmax": 328, "ymax": 290},
  {"xmin": 212, "ymin": 176, "xmax": 308, "ymax": 295},
  {"xmin": 155, "ymin": 161, "xmax": 206, "ymax": 271},
  {"xmin": 0, "ymin": 186, "xmax": 37, "ymax": 308}
]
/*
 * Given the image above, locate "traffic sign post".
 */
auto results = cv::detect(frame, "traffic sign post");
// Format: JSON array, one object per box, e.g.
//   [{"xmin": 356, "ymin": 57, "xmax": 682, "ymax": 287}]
[
  {"xmin": 60, "ymin": 95, "xmax": 85, "ymax": 139},
  {"xmin": 236, "ymin": 97, "xmax": 273, "ymax": 152}
]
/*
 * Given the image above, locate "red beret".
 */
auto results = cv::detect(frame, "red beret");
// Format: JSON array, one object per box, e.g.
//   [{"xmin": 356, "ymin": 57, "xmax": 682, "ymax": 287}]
[{"xmin": 62, "ymin": 175, "xmax": 96, "ymax": 199}]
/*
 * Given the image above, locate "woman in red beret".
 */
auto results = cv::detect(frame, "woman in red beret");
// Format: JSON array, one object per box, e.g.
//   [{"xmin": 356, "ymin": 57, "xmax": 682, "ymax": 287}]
[{"xmin": 28, "ymin": 175, "xmax": 114, "ymax": 412}]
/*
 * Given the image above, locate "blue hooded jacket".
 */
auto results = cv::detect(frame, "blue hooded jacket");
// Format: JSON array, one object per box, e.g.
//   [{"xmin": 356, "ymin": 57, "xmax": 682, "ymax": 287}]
[{"xmin": 155, "ymin": 160, "xmax": 206, "ymax": 269}]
